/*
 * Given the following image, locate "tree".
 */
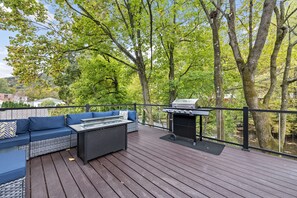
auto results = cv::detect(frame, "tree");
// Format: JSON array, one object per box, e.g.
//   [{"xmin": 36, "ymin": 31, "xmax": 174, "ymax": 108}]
[
  {"xmin": 0, "ymin": 78, "xmax": 11, "ymax": 93},
  {"xmin": 69, "ymin": 54, "xmax": 129, "ymax": 105},
  {"xmin": 280, "ymin": 14, "xmax": 297, "ymax": 150},
  {"xmin": 221, "ymin": 0, "xmax": 278, "ymax": 149},
  {"xmin": 199, "ymin": 0, "xmax": 225, "ymax": 140},
  {"xmin": 40, "ymin": 99, "xmax": 56, "ymax": 107},
  {"xmin": 56, "ymin": 0, "xmax": 154, "ymax": 123},
  {"xmin": 1, "ymin": 101, "xmax": 30, "ymax": 108}
]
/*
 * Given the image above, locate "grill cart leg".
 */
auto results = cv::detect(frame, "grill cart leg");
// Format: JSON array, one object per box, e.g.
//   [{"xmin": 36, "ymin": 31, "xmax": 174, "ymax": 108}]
[
  {"xmin": 170, "ymin": 134, "xmax": 176, "ymax": 141},
  {"xmin": 199, "ymin": 115, "xmax": 203, "ymax": 141}
]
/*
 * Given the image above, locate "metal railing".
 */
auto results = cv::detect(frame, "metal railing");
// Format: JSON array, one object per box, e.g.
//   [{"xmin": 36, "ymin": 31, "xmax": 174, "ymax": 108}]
[{"xmin": 1, "ymin": 103, "xmax": 297, "ymax": 159}]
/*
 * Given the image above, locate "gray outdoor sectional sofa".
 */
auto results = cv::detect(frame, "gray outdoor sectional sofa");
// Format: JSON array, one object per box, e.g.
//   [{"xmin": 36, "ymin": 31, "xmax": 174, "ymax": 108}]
[
  {"xmin": 0, "ymin": 109, "xmax": 137, "ymax": 197},
  {"xmin": 0, "ymin": 110, "xmax": 138, "ymax": 159}
]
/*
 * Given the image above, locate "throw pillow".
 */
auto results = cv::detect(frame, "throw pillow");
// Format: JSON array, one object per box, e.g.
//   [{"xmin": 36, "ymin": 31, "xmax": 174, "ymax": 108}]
[
  {"xmin": 0, "ymin": 121, "xmax": 17, "ymax": 139},
  {"xmin": 119, "ymin": 110, "xmax": 128, "ymax": 120}
]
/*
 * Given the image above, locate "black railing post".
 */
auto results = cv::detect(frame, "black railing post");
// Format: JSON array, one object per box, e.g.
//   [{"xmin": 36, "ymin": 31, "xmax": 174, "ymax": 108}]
[
  {"xmin": 85, "ymin": 104, "xmax": 90, "ymax": 112},
  {"xmin": 133, "ymin": 103, "xmax": 137, "ymax": 111},
  {"xmin": 142, "ymin": 108, "xmax": 146, "ymax": 125},
  {"xmin": 169, "ymin": 103, "xmax": 173, "ymax": 132},
  {"xmin": 242, "ymin": 106, "xmax": 249, "ymax": 151}
]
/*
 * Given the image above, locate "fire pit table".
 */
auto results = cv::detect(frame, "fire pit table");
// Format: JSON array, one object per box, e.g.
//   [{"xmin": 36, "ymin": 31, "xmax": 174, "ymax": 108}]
[
  {"xmin": 163, "ymin": 99, "xmax": 212, "ymax": 145},
  {"xmin": 69, "ymin": 116, "xmax": 132, "ymax": 164}
]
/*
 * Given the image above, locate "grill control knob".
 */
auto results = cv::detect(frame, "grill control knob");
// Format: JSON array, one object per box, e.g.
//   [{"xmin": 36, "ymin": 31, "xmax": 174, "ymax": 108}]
[{"xmin": 189, "ymin": 110, "xmax": 192, "ymax": 115}]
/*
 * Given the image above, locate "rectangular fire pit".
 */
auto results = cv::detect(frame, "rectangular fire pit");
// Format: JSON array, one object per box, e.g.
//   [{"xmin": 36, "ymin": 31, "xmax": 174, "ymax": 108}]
[{"xmin": 69, "ymin": 116, "xmax": 132, "ymax": 164}]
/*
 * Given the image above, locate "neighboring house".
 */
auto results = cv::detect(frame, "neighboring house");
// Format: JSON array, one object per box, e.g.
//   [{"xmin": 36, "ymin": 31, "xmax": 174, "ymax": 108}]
[
  {"xmin": 28, "ymin": 98, "xmax": 65, "ymax": 107},
  {"xmin": 0, "ymin": 93, "xmax": 28, "ymax": 103}
]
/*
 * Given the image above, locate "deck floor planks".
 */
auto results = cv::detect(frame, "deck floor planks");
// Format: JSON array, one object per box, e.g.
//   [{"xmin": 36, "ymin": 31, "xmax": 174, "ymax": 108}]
[
  {"xmin": 89, "ymin": 158, "xmax": 137, "ymax": 198},
  {"xmin": 40, "ymin": 155, "xmax": 65, "ymax": 198},
  {"xmin": 59, "ymin": 150, "xmax": 101, "ymax": 198},
  {"xmin": 127, "ymin": 144, "xmax": 256, "ymax": 198},
  {"xmin": 119, "ymin": 151, "xmax": 209, "ymax": 198},
  {"xmin": 132, "ymin": 128, "xmax": 297, "ymax": 188},
  {"xmin": 138, "ymin": 125, "xmax": 297, "ymax": 170},
  {"xmin": 142, "ymin": 129, "xmax": 297, "ymax": 180},
  {"xmin": 30, "ymin": 157, "xmax": 48, "ymax": 198},
  {"xmin": 68, "ymin": 149, "xmax": 120, "ymax": 198},
  {"xmin": 25, "ymin": 161, "xmax": 31, "ymax": 198},
  {"xmin": 98, "ymin": 157, "xmax": 155, "ymax": 198},
  {"xmin": 129, "ymin": 131, "xmax": 297, "ymax": 197},
  {"xmin": 50, "ymin": 152, "xmax": 83, "ymax": 198},
  {"xmin": 112, "ymin": 152, "xmax": 191, "ymax": 198},
  {"xmin": 26, "ymin": 125, "xmax": 297, "ymax": 198},
  {"xmin": 105, "ymin": 154, "xmax": 172, "ymax": 198}
]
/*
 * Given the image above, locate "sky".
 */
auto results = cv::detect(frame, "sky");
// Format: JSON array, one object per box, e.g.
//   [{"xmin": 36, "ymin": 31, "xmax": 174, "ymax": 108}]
[
  {"xmin": 0, "ymin": 1, "xmax": 55, "ymax": 78},
  {"xmin": 0, "ymin": 30, "xmax": 15, "ymax": 78}
]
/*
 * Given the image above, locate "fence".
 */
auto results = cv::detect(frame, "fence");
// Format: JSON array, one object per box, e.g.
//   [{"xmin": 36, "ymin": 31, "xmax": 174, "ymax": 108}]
[{"xmin": 1, "ymin": 104, "xmax": 297, "ymax": 159}]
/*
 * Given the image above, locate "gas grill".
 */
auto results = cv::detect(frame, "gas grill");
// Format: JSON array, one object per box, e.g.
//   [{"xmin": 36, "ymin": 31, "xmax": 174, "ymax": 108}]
[{"xmin": 163, "ymin": 99, "xmax": 211, "ymax": 145}]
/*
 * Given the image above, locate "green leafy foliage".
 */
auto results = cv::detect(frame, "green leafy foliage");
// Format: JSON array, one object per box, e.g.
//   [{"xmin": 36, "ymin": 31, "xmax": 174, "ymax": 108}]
[
  {"xmin": 0, "ymin": 78, "xmax": 12, "ymax": 93},
  {"xmin": 1, "ymin": 101, "xmax": 30, "ymax": 108}
]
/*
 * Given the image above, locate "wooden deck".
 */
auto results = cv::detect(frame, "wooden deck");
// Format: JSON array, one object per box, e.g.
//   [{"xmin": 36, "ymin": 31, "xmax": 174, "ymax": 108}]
[{"xmin": 26, "ymin": 125, "xmax": 297, "ymax": 198}]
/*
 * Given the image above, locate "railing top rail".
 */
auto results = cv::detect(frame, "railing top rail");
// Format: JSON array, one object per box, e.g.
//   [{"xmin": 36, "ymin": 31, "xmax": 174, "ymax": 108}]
[
  {"xmin": 0, "ymin": 105, "xmax": 85, "ymax": 111},
  {"xmin": 249, "ymin": 108, "xmax": 297, "ymax": 114},
  {"xmin": 89, "ymin": 104, "xmax": 135, "ymax": 107},
  {"xmin": 204, "ymin": 107, "xmax": 243, "ymax": 111},
  {"xmin": 135, "ymin": 104, "xmax": 169, "ymax": 107}
]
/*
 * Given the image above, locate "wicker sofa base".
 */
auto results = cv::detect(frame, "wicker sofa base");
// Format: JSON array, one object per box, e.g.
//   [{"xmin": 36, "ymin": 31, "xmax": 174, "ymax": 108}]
[
  {"xmin": 0, "ymin": 177, "xmax": 25, "ymax": 198},
  {"xmin": 30, "ymin": 135, "xmax": 71, "ymax": 157},
  {"xmin": 18, "ymin": 144, "xmax": 30, "ymax": 160},
  {"xmin": 70, "ymin": 133, "xmax": 77, "ymax": 147},
  {"xmin": 127, "ymin": 122, "xmax": 138, "ymax": 133}
]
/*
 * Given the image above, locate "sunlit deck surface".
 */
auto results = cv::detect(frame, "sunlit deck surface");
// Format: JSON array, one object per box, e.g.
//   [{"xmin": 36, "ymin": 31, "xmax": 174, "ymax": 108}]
[{"xmin": 26, "ymin": 125, "xmax": 297, "ymax": 198}]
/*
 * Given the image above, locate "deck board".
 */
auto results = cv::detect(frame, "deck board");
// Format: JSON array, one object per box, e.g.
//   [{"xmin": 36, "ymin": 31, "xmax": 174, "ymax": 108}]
[
  {"xmin": 26, "ymin": 125, "xmax": 297, "ymax": 198},
  {"xmin": 41, "ymin": 155, "xmax": 65, "ymax": 198}
]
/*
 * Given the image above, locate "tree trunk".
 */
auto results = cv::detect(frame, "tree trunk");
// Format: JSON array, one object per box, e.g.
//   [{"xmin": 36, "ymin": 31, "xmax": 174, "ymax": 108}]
[
  {"xmin": 169, "ymin": 45, "xmax": 176, "ymax": 104},
  {"xmin": 241, "ymin": 68, "xmax": 278, "ymax": 149},
  {"xmin": 212, "ymin": 21, "xmax": 224, "ymax": 140},
  {"xmin": 137, "ymin": 64, "xmax": 153, "ymax": 125},
  {"xmin": 280, "ymin": 41, "xmax": 297, "ymax": 151},
  {"xmin": 226, "ymin": 0, "xmax": 277, "ymax": 149},
  {"xmin": 263, "ymin": 2, "xmax": 287, "ymax": 107},
  {"xmin": 200, "ymin": 0, "xmax": 224, "ymax": 140}
]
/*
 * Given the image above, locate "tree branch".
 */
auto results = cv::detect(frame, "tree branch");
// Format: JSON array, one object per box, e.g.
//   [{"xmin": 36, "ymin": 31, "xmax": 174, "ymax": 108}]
[
  {"xmin": 247, "ymin": 0, "xmax": 277, "ymax": 72},
  {"xmin": 226, "ymin": 0, "xmax": 245, "ymax": 71},
  {"xmin": 287, "ymin": 77, "xmax": 297, "ymax": 84}
]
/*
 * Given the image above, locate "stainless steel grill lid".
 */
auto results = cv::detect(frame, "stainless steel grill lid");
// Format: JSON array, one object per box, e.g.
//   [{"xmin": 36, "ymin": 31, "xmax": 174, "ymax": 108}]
[{"xmin": 171, "ymin": 99, "xmax": 199, "ymax": 109}]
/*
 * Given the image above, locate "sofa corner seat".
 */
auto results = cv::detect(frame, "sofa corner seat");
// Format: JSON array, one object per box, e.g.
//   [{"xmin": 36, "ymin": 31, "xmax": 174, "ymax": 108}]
[
  {"xmin": 29, "ymin": 116, "xmax": 71, "ymax": 157},
  {"xmin": 0, "ymin": 149, "xmax": 26, "ymax": 197},
  {"xmin": 0, "ymin": 119, "xmax": 30, "ymax": 160}
]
